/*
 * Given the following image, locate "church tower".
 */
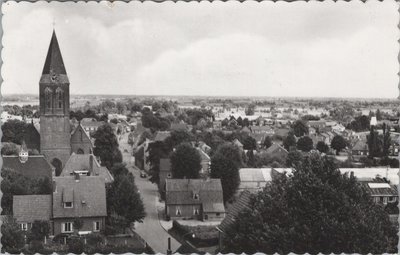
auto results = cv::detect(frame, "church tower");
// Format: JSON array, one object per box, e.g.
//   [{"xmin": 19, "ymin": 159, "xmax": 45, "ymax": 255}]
[{"xmin": 39, "ymin": 30, "xmax": 71, "ymax": 175}]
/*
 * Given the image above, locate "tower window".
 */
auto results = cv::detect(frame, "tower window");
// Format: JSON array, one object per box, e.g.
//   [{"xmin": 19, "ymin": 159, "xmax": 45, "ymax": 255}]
[
  {"xmin": 44, "ymin": 87, "xmax": 53, "ymax": 111},
  {"xmin": 56, "ymin": 88, "xmax": 64, "ymax": 109}
]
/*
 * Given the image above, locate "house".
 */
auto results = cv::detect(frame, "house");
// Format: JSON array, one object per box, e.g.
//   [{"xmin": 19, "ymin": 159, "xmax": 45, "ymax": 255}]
[
  {"xmin": 197, "ymin": 148, "xmax": 211, "ymax": 175},
  {"xmin": 2, "ymin": 146, "xmax": 54, "ymax": 179},
  {"xmin": 238, "ymin": 168, "xmax": 273, "ymax": 193},
  {"xmin": 52, "ymin": 175, "xmax": 107, "ymax": 235},
  {"xmin": 250, "ymin": 126, "xmax": 274, "ymax": 135},
  {"xmin": 351, "ymin": 139, "xmax": 368, "ymax": 156},
  {"xmin": 212, "ymin": 121, "xmax": 222, "ymax": 130},
  {"xmin": 249, "ymin": 132, "xmax": 266, "ymax": 146},
  {"xmin": 308, "ymin": 120, "xmax": 326, "ymax": 130},
  {"xmin": 233, "ymin": 139, "xmax": 243, "ymax": 151},
  {"xmin": 80, "ymin": 118, "xmax": 105, "ymax": 135},
  {"xmin": 60, "ymin": 153, "xmax": 114, "ymax": 184},
  {"xmin": 159, "ymin": 158, "xmax": 172, "ymax": 193},
  {"xmin": 70, "ymin": 123, "xmax": 94, "ymax": 155},
  {"xmin": 13, "ymin": 195, "xmax": 52, "ymax": 232},
  {"xmin": 265, "ymin": 143, "xmax": 288, "ymax": 160},
  {"xmin": 360, "ymin": 181, "xmax": 398, "ymax": 205},
  {"xmin": 216, "ymin": 190, "xmax": 253, "ymax": 250},
  {"xmin": 165, "ymin": 179, "xmax": 225, "ymax": 221}
]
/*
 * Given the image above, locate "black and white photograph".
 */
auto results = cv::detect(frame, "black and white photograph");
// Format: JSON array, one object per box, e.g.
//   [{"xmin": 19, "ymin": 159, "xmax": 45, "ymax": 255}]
[{"xmin": 1, "ymin": 1, "xmax": 399, "ymax": 254}]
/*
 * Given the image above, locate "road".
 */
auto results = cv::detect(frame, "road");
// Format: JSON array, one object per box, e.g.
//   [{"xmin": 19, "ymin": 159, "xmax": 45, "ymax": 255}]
[{"xmin": 119, "ymin": 132, "xmax": 181, "ymax": 253}]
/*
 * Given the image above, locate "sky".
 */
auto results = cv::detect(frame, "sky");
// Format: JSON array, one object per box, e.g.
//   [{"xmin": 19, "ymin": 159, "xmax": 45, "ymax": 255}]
[{"xmin": 2, "ymin": 1, "xmax": 399, "ymax": 98}]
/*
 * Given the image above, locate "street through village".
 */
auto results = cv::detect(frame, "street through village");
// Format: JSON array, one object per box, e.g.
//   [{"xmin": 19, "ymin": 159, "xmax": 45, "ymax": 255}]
[{"xmin": 119, "ymin": 133, "xmax": 181, "ymax": 253}]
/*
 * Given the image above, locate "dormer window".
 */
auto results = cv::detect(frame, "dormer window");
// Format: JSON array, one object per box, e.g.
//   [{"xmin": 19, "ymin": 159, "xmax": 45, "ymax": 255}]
[{"xmin": 64, "ymin": 202, "xmax": 73, "ymax": 208}]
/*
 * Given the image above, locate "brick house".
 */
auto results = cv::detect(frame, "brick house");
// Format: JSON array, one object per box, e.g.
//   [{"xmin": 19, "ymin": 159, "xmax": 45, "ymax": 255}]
[
  {"xmin": 51, "ymin": 175, "xmax": 107, "ymax": 235},
  {"xmin": 13, "ymin": 195, "xmax": 52, "ymax": 232},
  {"xmin": 165, "ymin": 179, "xmax": 225, "ymax": 221}
]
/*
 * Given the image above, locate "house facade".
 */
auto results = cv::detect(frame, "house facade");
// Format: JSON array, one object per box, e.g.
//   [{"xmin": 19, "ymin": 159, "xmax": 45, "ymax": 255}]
[{"xmin": 165, "ymin": 179, "xmax": 225, "ymax": 221}]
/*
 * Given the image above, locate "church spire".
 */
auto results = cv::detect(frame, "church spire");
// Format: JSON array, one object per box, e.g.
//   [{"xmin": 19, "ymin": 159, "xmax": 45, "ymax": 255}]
[{"xmin": 42, "ymin": 30, "xmax": 67, "ymax": 75}]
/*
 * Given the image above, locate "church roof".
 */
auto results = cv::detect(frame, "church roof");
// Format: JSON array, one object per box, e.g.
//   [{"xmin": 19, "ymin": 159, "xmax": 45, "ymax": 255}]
[
  {"xmin": 2, "ymin": 155, "xmax": 53, "ymax": 179},
  {"xmin": 42, "ymin": 30, "xmax": 67, "ymax": 76}
]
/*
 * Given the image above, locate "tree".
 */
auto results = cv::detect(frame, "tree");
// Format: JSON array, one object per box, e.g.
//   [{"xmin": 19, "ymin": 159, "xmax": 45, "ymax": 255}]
[
  {"xmin": 316, "ymin": 141, "xmax": 329, "ymax": 154},
  {"xmin": 164, "ymin": 130, "xmax": 194, "ymax": 151},
  {"xmin": 92, "ymin": 124, "xmax": 122, "ymax": 169},
  {"xmin": 210, "ymin": 143, "xmax": 242, "ymax": 202},
  {"xmin": 283, "ymin": 132, "xmax": 297, "ymax": 151},
  {"xmin": 170, "ymin": 143, "xmax": 201, "ymax": 179},
  {"xmin": 296, "ymin": 136, "xmax": 313, "ymax": 152},
  {"xmin": 331, "ymin": 135, "xmax": 347, "ymax": 155},
  {"xmin": 107, "ymin": 173, "xmax": 146, "ymax": 230},
  {"xmin": 263, "ymin": 136, "xmax": 273, "ymax": 149},
  {"xmin": 286, "ymin": 150, "xmax": 304, "ymax": 168},
  {"xmin": 245, "ymin": 104, "xmax": 256, "ymax": 116},
  {"xmin": 367, "ymin": 126, "xmax": 382, "ymax": 158},
  {"xmin": 1, "ymin": 120, "xmax": 29, "ymax": 144},
  {"xmin": 27, "ymin": 220, "xmax": 50, "ymax": 242},
  {"xmin": 1, "ymin": 142, "xmax": 19, "ymax": 155},
  {"xmin": 242, "ymin": 136, "xmax": 257, "ymax": 151},
  {"xmin": 1, "ymin": 215, "xmax": 25, "ymax": 251},
  {"xmin": 382, "ymin": 123, "xmax": 391, "ymax": 157},
  {"xmin": 223, "ymin": 154, "xmax": 398, "ymax": 254},
  {"xmin": 110, "ymin": 163, "xmax": 130, "ymax": 177},
  {"xmin": 292, "ymin": 120, "xmax": 309, "ymax": 137}
]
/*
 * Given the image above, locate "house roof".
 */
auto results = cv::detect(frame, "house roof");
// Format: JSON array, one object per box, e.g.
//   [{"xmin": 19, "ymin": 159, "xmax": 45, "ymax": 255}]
[
  {"xmin": 61, "ymin": 153, "xmax": 114, "ymax": 183},
  {"xmin": 360, "ymin": 182, "xmax": 398, "ymax": 196},
  {"xmin": 265, "ymin": 143, "xmax": 288, "ymax": 155},
  {"xmin": 233, "ymin": 139, "xmax": 243, "ymax": 147},
  {"xmin": 52, "ymin": 176, "xmax": 107, "ymax": 218},
  {"xmin": 166, "ymin": 179, "xmax": 224, "ymax": 213},
  {"xmin": 239, "ymin": 168, "xmax": 272, "ymax": 191},
  {"xmin": 352, "ymin": 139, "xmax": 368, "ymax": 151},
  {"xmin": 217, "ymin": 190, "xmax": 252, "ymax": 233},
  {"xmin": 339, "ymin": 168, "xmax": 399, "ymax": 185},
  {"xmin": 170, "ymin": 123, "xmax": 188, "ymax": 131},
  {"xmin": 160, "ymin": 158, "xmax": 171, "ymax": 172},
  {"xmin": 197, "ymin": 148, "xmax": 211, "ymax": 161},
  {"xmin": 249, "ymin": 133, "xmax": 266, "ymax": 143},
  {"xmin": 2, "ymin": 155, "xmax": 53, "ymax": 179},
  {"xmin": 154, "ymin": 131, "xmax": 171, "ymax": 142},
  {"xmin": 13, "ymin": 195, "xmax": 52, "ymax": 223}
]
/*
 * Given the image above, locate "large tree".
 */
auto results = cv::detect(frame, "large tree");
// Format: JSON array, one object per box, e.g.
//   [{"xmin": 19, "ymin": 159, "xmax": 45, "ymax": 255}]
[
  {"xmin": 1, "ymin": 216, "xmax": 25, "ymax": 252},
  {"xmin": 292, "ymin": 120, "xmax": 309, "ymax": 137},
  {"xmin": 382, "ymin": 123, "xmax": 391, "ymax": 157},
  {"xmin": 1, "ymin": 120, "xmax": 29, "ymax": 145},
  {"xmin": 92, "ymin": 123, "xmax": 122, "ymax": 169},
  {"xmin": 170, "ymin": 143, "xmax": 201, "ymax": 179},
  {"xmin": 106, "ymin": 173, "xmax": 146, "ymax": 230},
  {"xmin": 367, "ymin": 125, "xmax": 382, "ymax": 158},
  {"xmin": 283, "ymin": 132, "xmax": 297, "ymax": 151},
  {"xmin": 331, "ymin": 135, "xmax": 347, "ymax": 155},
  {"xmin": 316, "ymin": 141, "xmax": 330, "ymax": 154},
  {"xmin": 224, "ymin": 153, "xmax": 398, "ymax": 254},
  {"xmin": 296, "ymin": 136, "xmax": 313, "ymax": 152},
  {"xmin": 210, "ymin": 143, "xmax": 242, "ymax": 202}
]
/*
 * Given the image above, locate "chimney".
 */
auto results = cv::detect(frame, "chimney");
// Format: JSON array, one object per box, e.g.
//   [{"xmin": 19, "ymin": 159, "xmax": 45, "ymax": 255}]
[{"xmin": 89, "ymin": 154, "xmax": 94, "ymax": 174}]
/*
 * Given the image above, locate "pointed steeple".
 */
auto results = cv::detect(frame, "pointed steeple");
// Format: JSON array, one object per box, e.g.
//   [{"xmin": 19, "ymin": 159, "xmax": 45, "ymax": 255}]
[{"xmin": 42, "ymin": 30, "xmax": 67, "ymax": 75}]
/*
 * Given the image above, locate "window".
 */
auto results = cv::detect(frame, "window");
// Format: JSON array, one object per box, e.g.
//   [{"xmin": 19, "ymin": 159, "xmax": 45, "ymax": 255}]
[
  {"xmin": 167, "ymin": 173, "xmax": 172, "ymax": 178},
  {"xmin": 44, "ymin": 87, "xmax": 53, "ymax": 111},
  {"xmin": 176, "ymin": 208, "xmax": 181, "ymax": 216},
  {"xmin": 62, "ymin": 222, "xmax": 73, "ymax": 233},
  {"xmin": 193, "ymin": 193, "xmax": 199, "ymax": 200},
  {"xmin": 216, "ymin": 213, "xmax": 221, "ymax": 216},
  {"xmin": 55, "ymin": 87, "xmax": 64, "ymax": 109},
  {"xmin": 20, "ymin": 223, "xmax": 28, "ymax": 231},
  {"xmin": 388, "ymin": 197, "xmax": 397, "ymax": 203},
  {"xmin": 64, "ymin": 202, "xmax": 73, "ymax": 208},
  {"xmin": 93, "ymin": 221, "xmax": 100, "ymax": 232},
  {"xmin": 194, "ymin": 209, "xmax": 199, "ymax": 216}
]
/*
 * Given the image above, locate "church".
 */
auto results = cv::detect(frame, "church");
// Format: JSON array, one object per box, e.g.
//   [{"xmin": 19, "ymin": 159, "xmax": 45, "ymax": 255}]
[{"xmin": 12, "ymin": 30, "xmax": 94, "ymax": 176}]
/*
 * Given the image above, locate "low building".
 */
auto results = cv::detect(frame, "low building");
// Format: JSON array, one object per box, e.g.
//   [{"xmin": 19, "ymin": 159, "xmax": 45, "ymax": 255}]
[
  {"xmin": 360, "ymin": 181, "xmax": 398, "ymax": 205},
  {"xmin": 13, "ymin": 195, "xmax": 52, "ymax": 232},
  {"xmin": 238, "ymin": 168, "xmax": 272, "ymax": 193},
  {"xmin": 165, "ymin": 179, "xmax": 225, "ymax": 221},
  {"xmin": 351, "ymin": 139, "xmax": 368, "ymax": 156},
  {"xmin": 265, "ymin": 143, "xmax": 288, "ymax": 160}
]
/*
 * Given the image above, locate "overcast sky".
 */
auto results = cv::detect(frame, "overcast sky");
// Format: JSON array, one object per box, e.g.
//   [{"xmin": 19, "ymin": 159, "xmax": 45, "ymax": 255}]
[{"xmin": 2, "ymin": 1, "xmax": 398, "ymax": 98}]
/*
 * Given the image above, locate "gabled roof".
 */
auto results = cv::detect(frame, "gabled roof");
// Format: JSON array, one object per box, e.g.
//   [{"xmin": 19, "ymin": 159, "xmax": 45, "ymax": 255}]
[
  {"xmin": 233, "ymin": 139, "xmax": 243, "ymax": 147},
  {"xmin": 352, "ymin": 139, "xmax": 368, "ymax": 151},
  {"xmin": 2, "ymin": 155, "xmax": 53, "ymax": 179},
  {"xmin": 166, "ymin": 179, "xmax": 224, "ymax": 213},
  {"xmin": 42, "ymin": 30, "xmax": 67, "ymax": 76},
  {"xmin": 71, "ymin": 123, "xmax": 93, "ymax": 145},
  {"xmin": 217, "ymin": 190, "xmax": 252, "ymax": 233},
  {"xmin": 61, "ymin": 153, "xmax": 114, "ymax": 183},
  {"xmin": 13, "ymin": 195, "xmax": 52, "ymax": 223},
  {"xmin": 197, "ymin": 148, "xmax": 211, "ymax": 161},
  {"xmin": 52, "ymin": 176, "xmax": 107, "ymax": 218},
  {"xmin": 265, "ymin": 143, "xmax": 288, "ymax": 155}
]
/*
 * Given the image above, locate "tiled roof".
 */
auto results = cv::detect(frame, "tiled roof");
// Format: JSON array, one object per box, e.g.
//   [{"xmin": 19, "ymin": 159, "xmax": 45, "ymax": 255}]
[
  {"xmin": 360, "ymin": 181, "xmax": 398, "ymax": 196},
  {"xmin": 13, "ymin": 195, "xmax": 52, "ymax": 223},
  {"xmin": 352, "ymin": 139, "xmax": 368, "ymax": 151},
  {"xmin": 217, "ymin": 190, "xmax": 252, "ymax": 233},
  {"xmin": 2, "ymin": 155, "xmax": 53, "ymax": 179},
  {"xmin": 61, "ymin": 153, "xmax": 113, "ymax": 183},
  {"xmin": 53, "ymin": 176, "xmax": 107, "ymax": 218},
  {"xmin": 166, "ymin": 179, "xmax": 224, "ymax": 213}
]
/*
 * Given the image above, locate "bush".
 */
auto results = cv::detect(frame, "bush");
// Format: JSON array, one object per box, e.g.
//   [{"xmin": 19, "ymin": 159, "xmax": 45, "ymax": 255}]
[
  {"xmin": 86, "ymin": 233, "xmax": 104, "ymax": 246},
  {"xmin": 68, "ymin": 237, "xmax": 84, "ymax": 254}
]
